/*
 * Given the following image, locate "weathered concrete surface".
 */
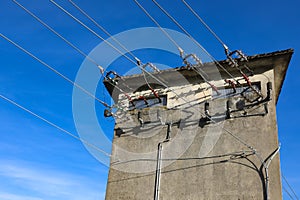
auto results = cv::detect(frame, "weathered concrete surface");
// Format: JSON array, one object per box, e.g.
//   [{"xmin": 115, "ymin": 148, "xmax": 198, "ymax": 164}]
[{"xmin": 105, "ymin": 50, "xmax": 293, "ymax": 200}]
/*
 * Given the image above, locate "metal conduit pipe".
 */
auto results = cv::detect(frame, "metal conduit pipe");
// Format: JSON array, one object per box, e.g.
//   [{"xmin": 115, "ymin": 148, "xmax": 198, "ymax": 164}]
[
  {"xmin": 264, "ymin": 145, "xmax": 281, "ymax": 200},
  {"xmin": 154, "ymin": 141, "xmax": 166, "ymax": 200},
  {"xmin": 154, "ymin": 121, "xmax": 180, "ymax": 200}
]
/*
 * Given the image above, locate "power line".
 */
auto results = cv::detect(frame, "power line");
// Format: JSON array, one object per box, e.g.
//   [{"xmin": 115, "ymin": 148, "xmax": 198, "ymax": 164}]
[
  {"xmin": 12, "ymin": 0, "xmax": 104, "ymax": 73},
  {"xmin": 11, "ymin": 0, "xmax": 137, "ymax": 114},
  {"xmin": 67, "ymin": 0, "xmax": 141, "ymax": 64},
  {"xmin": 150, "ymin": 0, "xmax": 238, "ymax": 82},
  {"xmin": 283, "ymin": 185, "xmax": 296, "ymax": 200},
  {"xmin": 133, "ymin": 0, "xmax": 221, "ymax": 96},
  {"xmin": 181, "ymin": 0, "xmax": 228, "ymax": 51},
  {"xmin": 0, "ymin": 33, "xmax": 110, "ymax": 108},
  {"xmin": 283, "ymin": 174, "xmax": 299, "ymax": 200},
  {"xmin": 0, "ymin": 94, "xmax": 111, "ymax": 157},
  {"xmin": 132, "ymin": 0, "xmax": 182, "ymax": 51},
  {"xmin": 49, "ymin": 0, "xmax": 138, "ymax": 66}
]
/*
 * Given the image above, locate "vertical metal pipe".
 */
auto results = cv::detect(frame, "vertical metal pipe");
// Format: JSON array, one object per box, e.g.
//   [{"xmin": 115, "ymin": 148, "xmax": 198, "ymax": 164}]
[{"xmin": 154, "ymin": 142, "xmax": 163, "ymax": 200}]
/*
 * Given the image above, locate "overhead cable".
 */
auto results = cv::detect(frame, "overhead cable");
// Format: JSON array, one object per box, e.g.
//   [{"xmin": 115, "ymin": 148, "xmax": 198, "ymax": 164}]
[
  {"xmin": 150, "ymin": 0, "xmax": 238, "ymax": 82},
  {"xmin": 181, "ymin": 0, "xmax": 228, "ymax": 51},
  {"xmin": 50, "ymin": 0, "xmax": 138, "ymax": 66},
  {"xmin": 133, "ymin": 0, "xmax": 219, "ymax": 95},
  {"xmin": 283, "ymin": 186, "xmax": 296, "ymax": 200},
  {"xmin": 12, "ymin": 0, "xmax": 104, "ymax": 74},
  {"xmin": 68, "ymin": 0, "xmax": 141, "ymax": 65},
  {"xmin": 0, "ymin": 33, "xmax": 110, "ymax": 108},
  {"xmin": 12, "ymin": 0, "xmax": 135, "ymax": 113},
  {"xmin": 283, "ymin": 174, "xmax": 299, "ymax": 200},
  {"xmin": 0, "ymin": 94, "xmax": 111, "ymax": 157}
]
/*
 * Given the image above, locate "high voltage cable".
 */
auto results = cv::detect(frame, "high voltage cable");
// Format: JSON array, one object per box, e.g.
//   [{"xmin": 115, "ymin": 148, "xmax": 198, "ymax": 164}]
[
  {"xmin": 283, "ymin": 185, "xmax": 296, "ymax": 200},
  {"xmin": 0, "ymin": 33, "xmax": 110, "ymax": 108},
  {"xmin": 12, "ymin": 0, "xmax": 104, "ymax": 73},
  {"xmin": 49, "ymin": 0, "xmax": 138, "ymax": 66},
  {"xmin": 132, "ymin": 0, "xmax": 182, "ymax": 51},
  {"xmin": 282, "ymin": 174, "xmax": 299, "ymax": 200},
  {"xmin": 150, "ymin": 0, "xmax": 238, "ymax": 82},
  {"xmin": 181, "ymin": 0, "xmax": 228, "ymax": 51},
  {"xmin": 12, "ymin": 0, "xmax": 134, "ymax": 114},
  {"xmin": 133, "ymin": 0, "xmax": 220, "ymax": 95},
  {"xmin": 52, "ymin": 0, "xmax": 240, "ymax": 110},
  {"xmin": 68, "ymin": 0, "xmax": 140, "ymax": 64},
  {"xmin": 0, "ymin": 94, "xmax": 111, "ymax": 157}
]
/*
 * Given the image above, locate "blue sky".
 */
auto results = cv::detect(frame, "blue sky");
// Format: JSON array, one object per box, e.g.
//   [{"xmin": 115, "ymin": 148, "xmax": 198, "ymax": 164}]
[{"xmin": 0, "ymin": 0, "xmax": 299, "ymax": 199}]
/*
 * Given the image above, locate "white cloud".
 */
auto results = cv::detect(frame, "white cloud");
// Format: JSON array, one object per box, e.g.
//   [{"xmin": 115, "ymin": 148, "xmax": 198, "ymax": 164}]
[
  {"xmin": 0, "ymin": 160, "xmax": 106, "ymax": 200},
  {"xmin": 0, "ymin": 193, "xmax": 43, "ymax": 200}
]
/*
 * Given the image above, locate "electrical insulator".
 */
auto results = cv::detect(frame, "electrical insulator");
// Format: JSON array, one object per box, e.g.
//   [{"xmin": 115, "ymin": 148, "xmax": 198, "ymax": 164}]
[
  {"xmin": 150, "ymin": 88, "xmax": 162, "ymax": 103},
  {"xmin": 178, "ymin": 47, "xmax": 184, "ymax": 59},
  {"xmin": 225, "ymin": 79, "xmax": 237, "ymax": 93},
  {"xmin": 242, "ymin": 73, "xmax": 252, "ymax": 87},
  {"xmin": 97, "ymin": 65, "xmax": 104, "ymax": 74}
]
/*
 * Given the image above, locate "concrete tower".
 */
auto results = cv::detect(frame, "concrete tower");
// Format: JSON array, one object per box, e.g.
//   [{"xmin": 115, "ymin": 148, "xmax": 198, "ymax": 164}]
[{"xmin": 104, "ymin": 49, "xmax": 293, "ymax": 200}]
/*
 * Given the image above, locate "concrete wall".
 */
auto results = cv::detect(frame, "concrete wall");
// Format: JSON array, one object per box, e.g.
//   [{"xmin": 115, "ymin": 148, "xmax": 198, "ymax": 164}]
[{"xmin": 105, "ymin": 50, "xmax": 293, "ymax": 200}]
